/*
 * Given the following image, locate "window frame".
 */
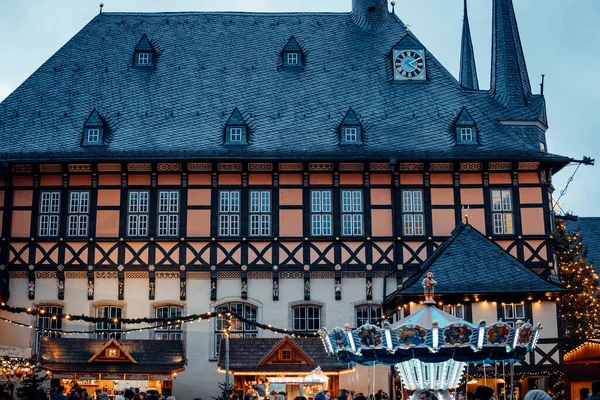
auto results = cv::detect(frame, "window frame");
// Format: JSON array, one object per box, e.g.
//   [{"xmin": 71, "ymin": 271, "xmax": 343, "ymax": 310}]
[
  {"xmin": 154, "ymin": 305, "xmax": 184, "ymax": 340},
  {"xmin": 127, "ymin": 190, "xmax": 150, "ymax": 237},
  {"xmin": 292, "ymin": 305, "xmax": 322, "ymax": 332},
  {"xmin": 68, "ymin": 191, "xmax": 90, "ymax": 237},
  {"xmin": 213, "ymin": 302, "xmax": 259, "ymax": 358},
  {"xmin": 460, "ymin": 127, "xmax": 473, "ymax": 142},
  {"xmin": 442, "ymin": 304, "xmax": 465, "ymax": 320},
  {"xmin": 401, "ymin": 190, "xmax": 425, "ymax": 236},
  {"xmin": 355, "ymin": 305, "xmax": 382, "ymax": 327},
  {"xmin": 86, "ymin": 128, "xmax": 101, "ymax": 144},
  {"xmin": 502, "ymin": 303, "xmax": 526, "ymax": 328},
  {"xmin": 342, "ymin": 190, "xmax": 363, "ymax": 236},
  {"xmin": 228, "ymin": 127, "xmax": 243, "ymax": 142},
  {"xmin": 311, "ymin": 190, "xmax": 333, "ymax": 236},
  {"xmin": 95, "ymin": 306, "xmax": 123, "ymax": 339},
  {"xmin": 157, "ymin": 190, "xmax": 179, "ymax": 237},
  {"xmin": 287, "ymin": 52, "xmax": 299, "ymax": 66},
  {"xmin": 249, "ymin": 190, "xmax": 271, "ymax": 237},
  {"xmin": 219, "ymin": 190, "xmax": 241, "ymax": 237},
  {"xmin": 34, "ymin": 305, "xmax": 63, "ymax": 355},
  {"xmin": 137, "ymin": 52, "xmax": 150, "ymax": 66},
  {"xmin": 491, "ymin": 189, "xmax": 514, "ymax": 235},
  {"xmin": 39, "ymin": 191, "xmax": 61, "ymax": 237}
]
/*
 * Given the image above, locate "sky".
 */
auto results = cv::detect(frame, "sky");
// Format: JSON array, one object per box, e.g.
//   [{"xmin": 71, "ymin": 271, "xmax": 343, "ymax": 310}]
[{"xmin": 0, "ymin": 0, "xmax": 598, "ymax": 216}]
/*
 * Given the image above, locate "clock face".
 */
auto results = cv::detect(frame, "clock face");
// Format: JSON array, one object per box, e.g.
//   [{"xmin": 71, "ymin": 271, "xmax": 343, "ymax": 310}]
[{"xmin": 393, "ymin": 49, "xmax": 426, "ymax": 80}]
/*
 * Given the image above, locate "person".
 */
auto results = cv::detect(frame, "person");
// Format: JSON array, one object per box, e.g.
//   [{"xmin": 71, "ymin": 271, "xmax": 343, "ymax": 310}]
[
  {"xmin": 315, "ymin": 393, "xmax": 327, "ymax": 400},
  {"xmin": 252, "ymin": 379, "xmax": 266, "ymax": 400},
  {"xmin": 134, "ymin": 389, "xmax": 142, "ymax": 400},
  {"xmin": 580, "ymin": 388, "xmax": 591, "ymax": 400},
  {"xmin": 245, "ymin": 391, "xmax": 256, "ymax": 400},
  {"xmin": 324, "ymin": 391, "xmax": 331, "ymax": 400},
  {"xmin": 337, "ymin": 390, "xmax": 348, "ymax": 400},
  {"xmin": 588, "ymin": 382, "xmax": 600, "ymax": 400},
  {"xmin": 474, "ymin": 387, "xmax": 494, "ymax": 400},
  {"xmin": 124, "ymin": 390, "xmax": 135, "ymax": 400},
  {"xmin": 116, "ymin": 391, "xmax": 125, "ymax": 400},
  {"xmin": 523, "ymin": 391, "xmax": 552, "ymax": 400},
  {"xmin": 458, "ymin": 392, "xmax": 466, "ymax": 400},
  {"xmin": 99, "ymin": 389, "xmax": 109, "ymax": 400},
  {"xmin": 354, "ymin": 394, "xmax": 367, "ymax": 400},
  {"xmin": 53, "ymin": 387, "xmax": 68, "ymax": 400}
]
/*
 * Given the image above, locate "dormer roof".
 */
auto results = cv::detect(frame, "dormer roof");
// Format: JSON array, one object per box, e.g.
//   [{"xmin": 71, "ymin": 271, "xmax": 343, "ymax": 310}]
[
  {"xmin": 83, "ymin": 109, "xmax": 105, "ymax": 128},
  {"xmin": 135, "ymin": 34, "xmax": 154, "ymax": 52},
  {"xmin": 392, "ymin": 32, "xmax": 424, "ymax": 50},
  {"xmin": 340, "ymin": 108, "xmax": 361, "ymax": 126},
  {"xmin": 282, "ymin": 36, "xmax": 302, "ymax": 53},
  {"xmin": 455, "ymin": 107, "xmax": 476, "ymax": 126},
  {"xmin": 226, "ymin": 108, "xmax": 246, "ymax": 126}
]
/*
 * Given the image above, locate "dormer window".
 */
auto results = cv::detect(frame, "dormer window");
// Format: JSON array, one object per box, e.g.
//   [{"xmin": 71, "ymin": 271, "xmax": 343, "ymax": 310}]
[
  {"xmin": 339, "ymin": 108, "xmax": 364, "ymax": 145},
  {"xmin": 540, "ymin": 142, "xmax": 546, "ymax": 152},
  {"xmin": 133, "ymin": 34, "xmax": 155, "ymax": 67},
  {"xmin": 282, "ymin": 37, "xmax": 304, "ymax": 68},
  {"xmin": 82, "ymin": 109, "xmax": 108, "ymax": 147},
  {"xmin": 454, "ymin": 107, "xmax": 478, "ymax": 145},
  {"xmin": 224, "ymin": 108, "xmax": 248, "ymax": 145}
]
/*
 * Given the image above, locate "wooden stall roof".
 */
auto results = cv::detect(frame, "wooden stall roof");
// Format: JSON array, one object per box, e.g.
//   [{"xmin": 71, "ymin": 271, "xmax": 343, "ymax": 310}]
[{"xmin": 565, "ymin": 340, "xmax": 600, "ymax": 364}]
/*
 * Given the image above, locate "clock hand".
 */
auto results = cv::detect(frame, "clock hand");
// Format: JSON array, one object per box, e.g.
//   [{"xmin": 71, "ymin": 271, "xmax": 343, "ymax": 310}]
[{"xmin": 408, "ymin": 59, "xmax": 418, "ymax": 69}]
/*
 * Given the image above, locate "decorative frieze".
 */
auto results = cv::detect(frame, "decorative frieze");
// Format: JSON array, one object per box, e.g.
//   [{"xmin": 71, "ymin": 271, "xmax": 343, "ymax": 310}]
[
  {"xmin": 218, "ymin": 163, "xmax": 243, "ymax": 172},
  {"xmin": 369, "ymin": 162, "xmax": 391, "ymax": 172},
  {"xmin": 187, "ymin": 271, "xmax": 210, "ymax": 280},
  {"xmin": 12, "ymin": 164, "xmax": 33, "ymax": 173},
  {"xmin": 217, "ymin": 271, "xmax": 241, "ymax": 279},
  {"xmin": 430, "ymin": 163, "xmax": 454, "ymax": 172},
  {"xmin": 248, "ymin": 271, "xmax": 273, "ymax": 279},
  {"xmin": 248, "ymin": 163, "xmax": 273, "ymax": 172},
  {"xmin": 98, "ymin": 164, "xmax": 122, "ymax": 172},
  {"xmin": 342, "ymin": 271, "xmax": 366, "ymax": 279},
  {"xmin": 156, "ymin": 271, "xmax": 179, "ymax": 279},
  {"xmin": 40, "ymin": 164, "xmax": 62, "ymax": 173},
  {"xmin": 309, "ymin": 163, "xmax": 333, "ymax": 172},
  {"xmin": 69, "ymin": 164, "xmax": 92, "ymax": 173},
  {"xmin": 65, "ymin": 271, "xmax": 87, "ymax": 279},
  {"xmin": 311, "ymin": 271, "xmax": 334, "ymax": 279},
  {"xmin": 518, "ymin": 162, "xmax": 540, "ymax": 171},
  {"xmin": 128, "ymin": 163, "xmax": 152, "ymax": 172},
  {"xmin": 339, "ymin": 163, "xmax": 364, "ymax": 172},
  {"xmin": 279, "ymin": 163, "xmax": 303, "ymax": 172},
  {"xmin": 399, "ymin": 163, "xmax": 424, "ymax": 171},
  {"xmin": 279, "ymin": 271, "xmax": 303, "ymax": 279},
  {"xmin": 124, "ymin": 271, "xmax": 149, "ymax": 279},
  {"xmin": 157, "ymin": 163, "xmax": 182, "ymax": 172},
  {"xmin": 188, "ymin": 163, "xmax": 212, "ymax": 172},
  {"xmin": 8, "ymin": 271, "xmax": 28, "ymax": 279},
  {"xmin": 460, "ymin": 162, "xmax": 483, "ymax": 171},
  {"xmin": 373, "ymin": 270, "xmax": 390, "ymax": 278},
  {"xmin": 35, "ymin": 271, "xmax": 57, "ymax": 279},
  {"xmin": 95, "ymin": 271, "xmax": 118, "ymax": 279},
  {"xmin": 489, "ymin": 162, "xmax": 512, "ymax": 171}
]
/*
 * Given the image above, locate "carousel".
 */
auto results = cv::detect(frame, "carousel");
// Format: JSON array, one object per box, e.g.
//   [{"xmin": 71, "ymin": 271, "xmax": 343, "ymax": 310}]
[{"xmin": 320, "ymin": 277, "xmax": 542, "ymax": 400}]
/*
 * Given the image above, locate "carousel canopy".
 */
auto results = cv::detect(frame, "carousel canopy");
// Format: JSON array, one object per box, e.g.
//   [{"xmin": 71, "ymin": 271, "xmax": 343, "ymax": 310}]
[{"xmin": 390, "ymin": 305, "xmax": 476, "ymax": 330}]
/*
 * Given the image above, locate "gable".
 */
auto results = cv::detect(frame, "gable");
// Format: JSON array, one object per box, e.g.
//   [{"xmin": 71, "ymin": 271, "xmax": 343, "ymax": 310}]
[
  {"xmin": 87, "ymin": 338, "xmax": 137, "ymax": 364},
  {"xmin": 258, "ymin": 336, "xmax": 314, "ymax": 367}
]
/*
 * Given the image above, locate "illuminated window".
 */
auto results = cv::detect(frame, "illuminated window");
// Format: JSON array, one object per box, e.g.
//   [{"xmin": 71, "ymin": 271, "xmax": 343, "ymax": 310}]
[
  {"xmin": 442, "ymin": 304, "xmax": 465, "ymax": 319},
  {"xmin": 503, "ymin": 303, "xmax": 526, "ymax": 328},
  {"xmin": 491, "ymin": 190, "xmax": 514, "ymax": 235}
]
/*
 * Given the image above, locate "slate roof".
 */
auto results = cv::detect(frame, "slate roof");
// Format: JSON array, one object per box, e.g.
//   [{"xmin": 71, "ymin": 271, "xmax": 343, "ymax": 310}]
[
  {"xmin": 0, "ymin": 7, "xmax": 570, "ymax": 164},
  {"xmin": 217, "ymin": 337, "xmax": 343, "ymax": 373},
  {"xmin": 395, "ymin": 223, "xmax": 564, "ymax": 296},
  {"xmin": 39, "ymin": 338, "xmax": 186, "ymax": 373},
  {"xmin": 566, "ymin": 217, "xmax": 600, "ymax": 276}
]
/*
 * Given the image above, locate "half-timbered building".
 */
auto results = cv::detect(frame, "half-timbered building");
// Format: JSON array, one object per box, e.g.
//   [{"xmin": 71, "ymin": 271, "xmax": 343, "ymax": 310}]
[{"xmin": 0, "ymin": 0, "xmax": 573, "ymax": 397}]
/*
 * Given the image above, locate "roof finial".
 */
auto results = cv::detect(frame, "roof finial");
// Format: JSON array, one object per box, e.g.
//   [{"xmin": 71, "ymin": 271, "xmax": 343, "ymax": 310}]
[
  {"xmin": 391, "ymin": 1, "xmax": 396, "ymax": 14},
  {"xmin": 99, "ymin": 3, "xmax": 104, "ymax": 14},
  {"xmin": 404, "ymin": 23, "xmax": 411, "ymax": 32},
  {"xmin": 464, "ymin": 205, "xmax": 470, "ymax": 224},
  {"xmin": 540, "ymin": 74, "xmax": 546, "ymax": 96}
]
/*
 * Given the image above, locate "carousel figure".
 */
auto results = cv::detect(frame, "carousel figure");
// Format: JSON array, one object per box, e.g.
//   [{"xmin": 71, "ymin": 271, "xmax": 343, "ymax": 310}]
[{"xmin": 421, "ymin": 271, "xmax": 437, "ymax": 304}]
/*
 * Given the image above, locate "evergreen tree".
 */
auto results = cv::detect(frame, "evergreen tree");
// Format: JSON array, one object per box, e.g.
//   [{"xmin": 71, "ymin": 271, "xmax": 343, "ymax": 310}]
[
  {"xmin": 555, "ymin": 218, "xmax": 600, "ymax": 350},
  {"xmin": 1, "ymin": 356, "xmax": 48, "ymax": 400}
]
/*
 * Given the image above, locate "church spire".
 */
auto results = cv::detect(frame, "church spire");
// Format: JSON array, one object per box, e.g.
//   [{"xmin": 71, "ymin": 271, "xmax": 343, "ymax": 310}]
[
  {"xmin": 459, "ymin": 0, "xmax": 479, "ymax": 90},
  {"xmin": 490, "ymin": 0, "xmax": 532, "ymax": 107}
]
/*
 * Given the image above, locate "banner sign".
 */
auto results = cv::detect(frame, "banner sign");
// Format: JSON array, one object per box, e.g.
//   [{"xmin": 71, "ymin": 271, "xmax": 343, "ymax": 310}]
[
  {"xmin": 77, "ymin": 373, "xmax": 100, "ymax": 380},
  {"xmin": 102, "ymin": 374, "xmax": 125, "ymax": 380},
  {"xmin": 125, "ymin": 374, "xmax": 148, "ymax": 381},
  {"xmin": 0, "ymin": 345, "xmax": 23, "ymax": 358},
  {"xmin": 148, "ymin": 375, "xmax": 171, "ymax": 381},
  {"xmin": 52, "ymin": 373, "xmax": 76, "ymax": 379}
]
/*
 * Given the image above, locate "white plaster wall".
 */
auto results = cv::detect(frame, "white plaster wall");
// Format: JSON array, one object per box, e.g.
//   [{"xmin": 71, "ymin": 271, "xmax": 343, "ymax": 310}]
[
  {"xmin": 531, "ymin": 301, "xmax": 558, "ymax": 339},
  {"xmin": 472, "ymin": 302, "xmax": 498, "ymax": 324},
  {"xmin": 340, "ymin": 364, "xmax": 391, "ymax": 396}
]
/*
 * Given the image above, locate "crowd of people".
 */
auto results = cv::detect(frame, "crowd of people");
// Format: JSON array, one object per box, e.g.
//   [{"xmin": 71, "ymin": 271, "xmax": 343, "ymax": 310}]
[{"xmin": 44, "ymin": 386, "xmax": 175, "ymax": 400}]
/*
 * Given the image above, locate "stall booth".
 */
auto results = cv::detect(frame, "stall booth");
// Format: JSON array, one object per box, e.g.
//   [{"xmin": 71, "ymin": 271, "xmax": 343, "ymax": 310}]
[
  {"xmin": 217, "ymin": 337, "xmax": 347, "ymax": 399},
  {"xmin": 564, "ymin": 340, "xmax": 600, "ymax": 400},
  {"xmin": 39, "ymin": 338, "xmax": 185, "ymax": 398}
]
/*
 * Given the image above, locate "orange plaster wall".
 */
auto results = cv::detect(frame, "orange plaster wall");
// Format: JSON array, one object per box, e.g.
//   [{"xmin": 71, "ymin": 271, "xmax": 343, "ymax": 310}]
[
  {"xmin": 430, "ymin": 174, "xmax": 452, "ymax": 185},
  {"xmin": 518, "ymin": 172, "xmax": 539, "ymax": 184},
  {"xmin": 523, "ymin": 240, "xmax": 544, "ymax": 261},
  {"xmin": 13, "ymin": 190, "xmax": 33, "ymax": 207},
  {"xmin": 128, "ymin": 174, "xmax": 151, "ymax": 186},
  {"xmin": 98, "ymin": 174, "xmax": 121, "ymax": 186},
  {"xmin": 218, "ymin": 174, "xmax": 242, "ymax": 186},
  {"xmin": 431, "ymin": 188, "xmax": 454, "ymax": 206},
  {"xmin": 460, "ymin": 188, "xmax": 483, "ymax": 205},
  {"xmin": 309, "ymin": 174, "xmax": 332, "ymax": 185},
  {"xmin": 40, "ymin": 175, "xmax": 62, "ymax": 186},
  {"xmin": 340, "ymin": 173, "xmax": 363, "ymax": 185},
  {"xmin": 521, "ymin": 208, "xmax": 545, "ymax": 235},
  {"xmin": 97, "ymin": 190, "xmax": 121, "ymax": 207},
  {"xmin": 0, "ymin": 191, "xmax": 4, "ymax": 206},
  {"xmin": 279, "ymin": 210, "xmax": 303, "ymax": 237},
  {"xmin": 13, "ymin": 176, "xmax": 33, "ymax": 187},
  {"xmin": 96, "ymin": 210, "xmax": 120, "ymax": 237},
  {"xmin": 489, "ymin": 173, "xmax": 511, "ymax": 185},
  {"xmin": 12, "ymin": 210, "xmax": 31, "ymax": 237},
  {"xmin": 125, "ymin": 242, "xmax": 149, "ymax": 264},
  {"xmin": 69, "ymin": 174, "xmax": 92, "ymax": 186},
  {"xmin": 371, "ymin": 209, "xmax": 392, "ymax": 236},
  {"xmin": 249, "ymin": 174, "xmax": 272, "ymax": 185},
  {"xmin": 432, "ymin": 209, "xmax": 456, "ymax": 236},
  {"xmin": 279, "ymin": 174, "xmax": 303, "ymax": 185},
  {"xmin": 462, "ymin": 208, "xmax": 485, "ymax": 234},
  {"xmin": 188, "ymin": 189, "xmax": 211, "ymax": 206},
  {"xmin": 370, "ymin": 189, "xmax": 391, "ymax": 206},
  {"xmin": 187, "ymin": 210, "xmax": 211, "ymax": 236},
  {"xmin": 280, "ymin": 189, "xmax": 303, "ymax": 206},
  {"xmin": 370, "ymin": 173, "xmax": 391, "ymax": 185},
  {"xmin": 158, "ymin": 174, "xmax": 181, "ymax": 186},
  {"xmin": 519, "ymin": 187, "xmax": 542, "ymax": 204},
  {"xmin": 188, "ymin": 174, "xmax": 211, "ymax": 185},
  {"xmin": 400, "ymin": 174, "xmax": 423, "ymax": 185},
  {"xmin": 460, "ymin": 173, "xmax": 482, "ymax": 185}
]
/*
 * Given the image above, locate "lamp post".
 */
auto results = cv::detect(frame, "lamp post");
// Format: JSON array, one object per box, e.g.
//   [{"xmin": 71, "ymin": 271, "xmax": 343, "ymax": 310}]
[{"xmin": 225, "ymin": 321, "xmax": 231, "ymax": 398}]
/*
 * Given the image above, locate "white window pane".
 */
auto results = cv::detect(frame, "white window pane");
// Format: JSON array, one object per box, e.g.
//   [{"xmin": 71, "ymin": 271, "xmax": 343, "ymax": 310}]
[
  {"xmin": 322, "ymin": 214, "xmax": 332, "ymax": 235},
  {"xmin": 492, "ymin": 191, "xmax": 502, "ymax": 211},
  {"xmin": 78, "ymin": 215, "xmax": 88, "ymax": 236},
  {"xmin": 502, "ymin": 190, "xmax": 512, "ymax": 211},
  {"xmin": 504, "ymin": 305, "xmax": 514, "ymax": 319},
  {"xmin": 261, "ymin": 215, "xmax": 270, "ymax": 236},
  {"xmin": 80, "ymin": 192, "xmax": 89, "ymax": 213},
  {"xmin": 413, "ymin": 191, "xmax": 423, "ymax": 212},
  {"xmin": 403, "ymin": 191, "xmax": 413, "ymax": 212},
  {"xmin": 353, "ymin": 214, "xmax": 363, "ymax": 235},
  {"xmin": 41, "ymin": 193, "xmax": 51, "ymax": 213},
  {"xmin": 219, "ymin": 215, "xmax": 229, "ymax": 236},
  {"xmin": 312, "ymin": 191, "xmax": 321, "ymax": 212},
  {"xmin": 493, "ymin": 213, "xmax": 504, "ymax": 234},
  {"xmin": 220, "ymin": 192, "xmax": 230, "ymax": 212},
  {"xmin": 250, "ymin": 215, "xmax": 260, "ymax": 236},
  {"xmin": 404, "ymin": 214, "xmax": 414, "ymax": 236},
  {"xmin": 312, "ymin": 215, "xmax": 321, "ymax": 236},
  {"xmin": 342, "ymin": 191, "xmax": 352, "ymax": 213},
  {"xmin": 49, "ymin": 215, "xmax": 59, "ymax": 236},
  {"xmin": 352, "ymin": 191, "xmax": 362, "ymax": 212},
  {"xmin": 129, "ymin": 192, "xmax": 139, "ymax": 212},
  {"xmin": 69, "ymin": 192, "xmax": 80, "ymax": 213},
  {"xmin": 128, "ymin": 215, "xmax": 138, "ymax": 236},
  {"xmin": 503, "ymin": 213, "xmax": 514, "ymax": 234},
  {"xmin": 68, "ymin": 215, "xmax": 78, "ymax": 236},
  {"xmin": 158, "ymin": 215, "xmax": 168, "ymax": 236},
  {"xmin": 138, "ymin": 215, "xmax": 148, "ymax": 236},
  {"xmin": 230, "ymin": 192, "xmax": 240, "ymax": 212},
  {"xmin": 50, "ymin": 193, "xmax": 60, "ymax": 213},
  {"xmin": 159, "ymin": 192, "xmax": 169, "ymax": 213},
  {"xmin": 169, "ymin": 215, "xmax": 178, "ymax": 236},
  {"xmin": 250, "ymin": 192, "xmax": 260, "ymax": 213},
  {"xmin": 414, "ymin": 214, "xmax": 424, "ymax": 235},
  {"xmin": 230, "ymin": 214, "xmax": 239, "ymax": 236},
  {"xmin": 139, "ymin": 192, "xmax": 149, "ymax": 212},
  {"xmin": 39, "ymin": 215, "xmax": 49, "ymax": 236},
  {"xmin": 322, "ymin": 191, "xmax": 331, "ymax": 212},
  {"xmin": 261, "ymin": 191, "xmax": 270, "ymax": 213},
  {"xmin": 170, "ymin": 192, "xmax": 179, "ymax": 213},
  {"xmin": 515, "ymin": 304, "xmax": 525, "ymax": 319},
  {"xmin": 343, "ymin": 214, "xmax": 352, "ymax": 236}
]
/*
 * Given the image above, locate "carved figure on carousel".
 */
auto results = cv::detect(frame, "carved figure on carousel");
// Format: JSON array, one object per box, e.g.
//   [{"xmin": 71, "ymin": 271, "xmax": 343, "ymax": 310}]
[{"xmin": 421, "ymin": 271, "xmax": 437, "ymax": 304}]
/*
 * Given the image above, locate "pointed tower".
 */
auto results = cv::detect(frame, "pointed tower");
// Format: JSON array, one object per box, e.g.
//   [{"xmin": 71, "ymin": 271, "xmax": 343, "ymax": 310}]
[
  {"xmin": 459, "ymin": 0, "xmax": 479, "ymax": 90},
  {"xmin": 351, "ymin": 0, "xmax": 393, "ymax": 31},
  {"xmin": 490, "ymin": 0, "xmax": 532, "ymax": 107}
]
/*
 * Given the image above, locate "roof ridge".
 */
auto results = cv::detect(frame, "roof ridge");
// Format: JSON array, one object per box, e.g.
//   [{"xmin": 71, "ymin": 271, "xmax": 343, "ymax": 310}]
[{"xmin": 100, "ymin": 11, "xmax": 352, "ymax": 16}]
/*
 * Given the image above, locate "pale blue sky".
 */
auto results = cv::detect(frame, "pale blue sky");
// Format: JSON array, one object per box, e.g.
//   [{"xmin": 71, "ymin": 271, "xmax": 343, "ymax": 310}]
[{"xmin": 0, "ymin": 0, "xmax": 598, "ymax": 216}]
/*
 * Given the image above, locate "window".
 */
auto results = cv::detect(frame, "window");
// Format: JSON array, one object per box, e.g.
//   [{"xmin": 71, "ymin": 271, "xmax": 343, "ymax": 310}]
[
  {"xmin": 355, "ymin": 305, "xmax": 382, "ymax": 327},
  {"xmin": 250, "ymin": 191, "xmax": 270, "ymax": 237},
  {"xmin": 87, "ymin": 128, "xmax": 100, "ymax": 143},
  {"xmin": 442, "ymin": 304, "xmax": 465, "ymax": 320},
  {"xmin": 158, "ymin": 191, "xmax": 179, "ymax": 237},
  {"xmin": 138, "ymin": 52, "xmax": 150, "ymax": 65},
  {"xmin": 342, "ymin": 190, "xmax": 363, "ymax": 236},
  {"xmin": 39, "ymin": 192, "xmax": 60, "ymax": 237},
  {"xmin": 503, "ymin": 303, "xmax": 526, "ymax": 328},
  {"xmin": 34, "ymin": 305, "xmax": 62, "ymax": 355},
  {"xmin": 287, "ymin": 52, "xmax": 299, "ymax": 65},
  {"xmin": 228, "ymin": 127, "xmax": 243, "ymax": 142},
  {"xmin": 343, "ymin": 127, "xmax": 359, "ymax": 143},
  {"xmin": 293, "ymin": 305, "xmax": 321, "ymax": 332},
  {"xmin": 214, "ymin": 302, "xmax": 258, "ymax": 358},
  {"xmin": 540, "ymin": 142, "xmax": 546, "ymax": 152},
  {"xmin": 68, "ymin": 192, "xmax": 89, "ymax": 237},
  {"xmin": 402, "ymin": 190, "xmax": 424, "ymax": 236},
  {"xmin": 280, "ymin": 349, "xmax": 292, "ymax": 361},
  {"xmin": 128, "ymin": 191, "xmax": 149, "ymax": 236},
  {"xmin": 460, "ymin": 128, "xmax": 473, "ymax": 142},
  {"xmin": 311, "ymin": 191, "xmax": 332, "ymax": 236},
  {"xmin": 219, "ymin": 191, "xmax": 240, "ymax": 236},
  {"xmin": 155, "ymin": 306, "xmax": 183, "ymax": 340},
  {"xmin": 491, "ymin": 190, "xmax": 514, "ymax": 235},
  {"xmin": 95, "ymin": 306, "xmax": 123, "ymax": 339}
]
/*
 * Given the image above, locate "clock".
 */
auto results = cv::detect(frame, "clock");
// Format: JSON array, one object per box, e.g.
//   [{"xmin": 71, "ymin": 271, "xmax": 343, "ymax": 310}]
[{"xmin": 393, "ymin": 49, "xmax": 426, "ymax": 80}]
